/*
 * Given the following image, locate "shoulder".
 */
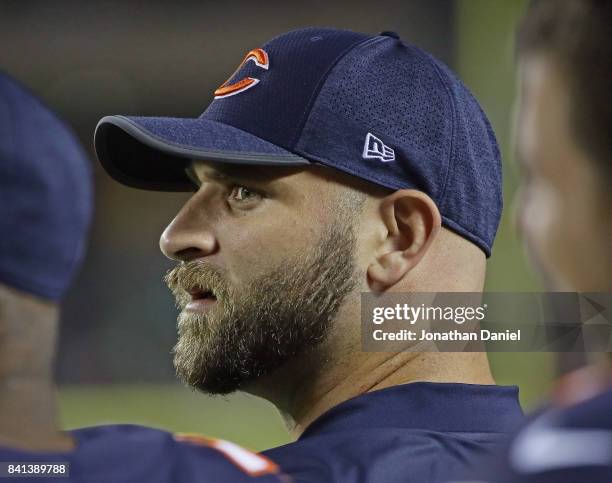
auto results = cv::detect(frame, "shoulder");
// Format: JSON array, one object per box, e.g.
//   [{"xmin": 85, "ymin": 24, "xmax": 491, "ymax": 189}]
[
  {"xmin": 53, "ymin": 425, "xmax": 284, "ymax": 483},
  {"xmin": 463, "ymin": 389, "xmax": 612, "ymax": 483},
  {"xmin": 559, "ymin": 386, "xmax": 612, "ymax": 428},
  {"xmin": 264, "ymin": 428, "xmax": 505, "ymax": 483},
  {"xmin": 173, "ymin": 432, "xmax": 282, "ymax": 479},
  {"xmin": 507, "ymin": 389, "xmax": 612, "ymax": 479}
]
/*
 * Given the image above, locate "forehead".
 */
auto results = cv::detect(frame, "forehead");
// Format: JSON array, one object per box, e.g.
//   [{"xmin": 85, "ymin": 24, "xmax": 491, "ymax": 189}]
[
  {"xmin": 517, "ymin": 56, "xmax": 573, "ymax": 167},
  {"xmin": 189, "ymin": 159, "xmax": 378, "ymax": 194},
  {"xmin": 189, "ymin": 159, "xmax": 305, "ymax": 183}
]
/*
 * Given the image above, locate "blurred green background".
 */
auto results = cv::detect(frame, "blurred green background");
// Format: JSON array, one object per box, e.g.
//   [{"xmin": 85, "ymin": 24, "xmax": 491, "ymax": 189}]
[
  {"xmin": 2, "ymin": 0, "xmax": 553, "ymax": 452},
  {"xmin": 456, "ymin": 0, "xmax": 552, "ymax": 434}
]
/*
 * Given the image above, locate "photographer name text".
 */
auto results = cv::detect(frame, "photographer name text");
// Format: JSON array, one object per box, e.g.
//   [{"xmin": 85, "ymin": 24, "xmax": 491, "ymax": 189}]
[{"xmin": 372, "ymin": 328, "xmax": 521, "ymax": 341}]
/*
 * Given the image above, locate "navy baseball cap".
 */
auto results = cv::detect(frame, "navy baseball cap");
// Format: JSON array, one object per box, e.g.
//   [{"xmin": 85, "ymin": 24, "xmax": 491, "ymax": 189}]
[
  {"xmin": 0, "ymin": 72, "xmax": 93, "ymax": 300},
  {"xmin": 94, "ymin": 27, "xmax": 502, "ymax": 256}
]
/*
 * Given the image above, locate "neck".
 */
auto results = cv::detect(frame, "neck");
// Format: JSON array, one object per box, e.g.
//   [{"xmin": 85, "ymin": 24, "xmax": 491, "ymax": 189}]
[
  {"xmin": 0, "ymin": 286, "xmax": 74, "ymax": 452},
  {"xmin": 246, "ymin": 339, "xmax": 494, "ymax": 438},
  {"xmin": 0, "ymin": 376, "xmax": 73, "ymax": 452}
]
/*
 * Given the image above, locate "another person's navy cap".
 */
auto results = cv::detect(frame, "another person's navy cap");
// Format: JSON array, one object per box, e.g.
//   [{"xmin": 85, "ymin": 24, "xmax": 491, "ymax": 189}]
[
  {"xmin": 0, "ymin": 72, "xmax": 93, "ymax": 300},
  {"xmin": 94, "ymin": 27, "xmax": 502, "ymax": 256}
]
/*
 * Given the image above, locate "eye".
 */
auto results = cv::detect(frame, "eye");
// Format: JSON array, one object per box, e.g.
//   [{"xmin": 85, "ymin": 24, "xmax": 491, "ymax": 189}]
[{"xmin": 229, "ymin": 185, "xmax": 262, "ymax": 204}]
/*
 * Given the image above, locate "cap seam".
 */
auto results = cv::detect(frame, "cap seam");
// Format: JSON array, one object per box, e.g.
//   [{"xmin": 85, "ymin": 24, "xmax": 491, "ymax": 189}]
[
  {"xmin": 289, "ymin": 34, "xmax": 379, "ymax": 149},
  {"xmin": 425, "ymin": 52, "xmax": 456, "ymax": 207}
]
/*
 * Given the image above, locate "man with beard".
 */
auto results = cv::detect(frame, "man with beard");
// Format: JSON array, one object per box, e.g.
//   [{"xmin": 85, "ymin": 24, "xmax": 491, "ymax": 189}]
[
  {"xmin": 94, "ymin": 28, "xmax": 523, "ymax": 482},
  {"xmin": 454, "ymin": 1, "xmax": 612, "ymax": 482},
  {"xmin": 0, "ymin": 72, "xmax": 285, "ymax": 483}
]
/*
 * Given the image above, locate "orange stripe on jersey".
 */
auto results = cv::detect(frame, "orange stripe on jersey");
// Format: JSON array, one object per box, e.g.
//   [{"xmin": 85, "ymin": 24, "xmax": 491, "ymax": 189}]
[
  {"xmin": 214, "ymin": 48, "xmax": 269, "ymax": 99},
  {"xmin": 174, "ymin": 432, "xmax": 280, "ymax": 477}
]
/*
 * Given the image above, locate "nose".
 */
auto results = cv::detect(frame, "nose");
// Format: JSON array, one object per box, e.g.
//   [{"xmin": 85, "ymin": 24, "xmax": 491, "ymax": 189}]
[
  {"xmin": 159, "ymin": 195, "xmax": 218, "ymax": 262},
  {"xmin": 513, "ymin": 185, "xmax": 531, "ymax": 241}
]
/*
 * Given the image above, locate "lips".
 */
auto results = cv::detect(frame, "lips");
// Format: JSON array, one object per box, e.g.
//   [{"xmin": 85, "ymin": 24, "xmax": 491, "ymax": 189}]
[
  {"xmin": 184, "ymin": 286, "xmax": 217, "ymax": 312},
  {"xmin": 188, "ymin": 286, "xmax": 216, "ymax": 300}
]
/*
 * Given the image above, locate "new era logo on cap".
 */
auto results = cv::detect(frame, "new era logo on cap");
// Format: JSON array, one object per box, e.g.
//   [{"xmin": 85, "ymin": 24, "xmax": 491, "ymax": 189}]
[{"xmin": 362, "ymin": 132, "xmax": 395, "ymax": 162}]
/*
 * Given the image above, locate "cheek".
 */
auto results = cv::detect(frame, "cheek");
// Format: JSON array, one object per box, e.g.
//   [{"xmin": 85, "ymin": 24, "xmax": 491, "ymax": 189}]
[
  {"xmin": 518, "ymin": 180, "xmax": 561, "ymax": 250},
  {"xmin": 517, "ymin": 178, "xmax": 574, "ymax": 284},
  {"xmin": 518, "ymin": 176, "xmax": 605, "ymax": 289},
  {"xmin": 218, "ymin": 213, "xmax": 321, "ymax": 285}
]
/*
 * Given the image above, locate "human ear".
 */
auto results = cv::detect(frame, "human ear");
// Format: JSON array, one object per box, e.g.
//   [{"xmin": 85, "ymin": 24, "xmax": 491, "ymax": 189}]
[{"xmin": 367, "ymin": 189, "xmax": 441, "ymax": 291}]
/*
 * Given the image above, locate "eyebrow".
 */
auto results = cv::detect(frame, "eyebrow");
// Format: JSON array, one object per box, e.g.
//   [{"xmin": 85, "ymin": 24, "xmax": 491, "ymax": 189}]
[{"xmin": 188, "ymin": 160, "xmax": 300, "ymax": 185}]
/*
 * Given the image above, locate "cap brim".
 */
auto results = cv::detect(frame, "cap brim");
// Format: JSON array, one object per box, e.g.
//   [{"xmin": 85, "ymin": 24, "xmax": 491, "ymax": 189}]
[{"xmin": 94, "ymin": 115, "xmax": 311, "ymax": 191}]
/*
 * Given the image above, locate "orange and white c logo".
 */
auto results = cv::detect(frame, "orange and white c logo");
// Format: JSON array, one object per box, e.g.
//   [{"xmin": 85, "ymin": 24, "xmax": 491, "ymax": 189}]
[{"xmin": 214, "ymin": 48, "xmax": 269, "ymax": 99}]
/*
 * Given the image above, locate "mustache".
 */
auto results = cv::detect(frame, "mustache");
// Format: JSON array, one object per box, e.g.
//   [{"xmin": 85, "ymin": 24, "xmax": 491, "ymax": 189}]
[{"xmin": 164, "ymin": 261, "xmax": 228, "ymax": 309}]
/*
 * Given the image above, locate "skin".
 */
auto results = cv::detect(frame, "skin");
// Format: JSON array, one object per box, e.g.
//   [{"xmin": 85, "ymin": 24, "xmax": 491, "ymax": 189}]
[
  {"xmin": 0, "ymin": 284, "xmax": 74, "ymax": 451},
  {"xmin": 516, "ymin": 55, "xmax": 612, "ymax": 398},
  {"xmin": 160, "ymin": 161, "xmax": 494, "ymax": 437},
  {"xmin": 515, "ymin": 55, "xmax": 612, "ymax": 292}
]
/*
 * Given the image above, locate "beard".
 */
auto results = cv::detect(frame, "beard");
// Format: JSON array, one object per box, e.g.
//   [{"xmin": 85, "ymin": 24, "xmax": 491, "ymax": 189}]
[{"xmin": 164, "ymin": 221, "xmax": 358, "ymax": 395}]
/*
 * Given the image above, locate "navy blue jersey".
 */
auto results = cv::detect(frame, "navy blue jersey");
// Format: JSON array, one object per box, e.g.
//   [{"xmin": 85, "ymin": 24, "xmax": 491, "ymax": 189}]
[
  {"xmin": 0, "ymin": 424, "xmax": 286, "ymax": 483},
  {"xmin": 262, "ymin": 382, "xmax": 523, "ymax": 483},
  {"xmin": 456, "ymin": 388, "xmax": 612, "ymax": 482}
]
